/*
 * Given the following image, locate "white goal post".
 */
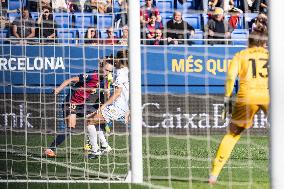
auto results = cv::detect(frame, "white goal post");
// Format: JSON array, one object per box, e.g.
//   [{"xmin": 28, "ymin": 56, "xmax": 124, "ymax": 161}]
[
  {"xmin": 128, "ymin": 0, "xmax": 143, "ymax": 183},
  {"xmin": 270, "ymin": 1, "xmax": 284, "ymax": 189}
]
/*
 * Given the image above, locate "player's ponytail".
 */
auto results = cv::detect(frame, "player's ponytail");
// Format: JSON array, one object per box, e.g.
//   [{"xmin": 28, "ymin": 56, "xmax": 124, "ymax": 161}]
[
  {"xmin": 114, "ymin": 49, "xmax": 128, "ymax": 69},
  {"xmin": 249, "ymin": 24, "xmax": 268, "ymax": 47}
]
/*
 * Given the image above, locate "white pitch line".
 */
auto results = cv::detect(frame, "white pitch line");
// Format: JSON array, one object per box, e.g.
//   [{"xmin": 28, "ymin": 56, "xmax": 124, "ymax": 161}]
[{"xmin": 0, "ymin": 148, "xmax": 125, "ymax": 181}]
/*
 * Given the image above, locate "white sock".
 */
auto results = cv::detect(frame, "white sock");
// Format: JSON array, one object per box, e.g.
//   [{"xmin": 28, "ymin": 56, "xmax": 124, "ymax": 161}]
[
  {"xmin": 98, "ymin": 130, "xmax": 108, "ymax": 148},
  {"xmin": 87, "ymin": 125, "xmax": 99, "ymax": 152}
]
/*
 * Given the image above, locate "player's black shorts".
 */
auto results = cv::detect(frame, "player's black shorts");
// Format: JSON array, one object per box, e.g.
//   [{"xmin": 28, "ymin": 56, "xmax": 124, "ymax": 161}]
[{"xmin": 62, "ymin": 102, "xmax": 100, "ymax": 118}]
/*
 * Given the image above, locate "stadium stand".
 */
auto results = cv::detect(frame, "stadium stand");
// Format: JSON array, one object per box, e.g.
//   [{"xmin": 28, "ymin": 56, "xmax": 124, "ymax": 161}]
[
  {"xmin": 53, "ymin": 13, "xmax": 72, "ymax": 28},
  {"xmin": 176, "ymin": 0, "xmax": 195, "ymax": 10},
  {"xmin": 57, "ymin": 28, "xmax": 77, "ymax": 44},
  {"xmin": 96, "ymin": 14, "xmax": 114, "ymax": 29},
  {"xmin": 155, "ymin": 0, "xmax": 174, "ymax": 11},
  {"xmin": 99, "ymin": 28, "xmax": 121, "ymax": 39},
  {"xmin": 30, "ymin": 12, "xmax": 39, "ymax": 20},
  {"xmin": 231, "ymin": 29, "xmax": 249, "ymax": 45},
  {"xmin": 7, "ymin": 12, "xmax": 21, "ymax": 23},
  {"xmin": 160, "ymin": 12, "xmax": 173, "ymax": 25},
  {"xmin": 192, "ymin": 29, "xmax": 204, "ymax": 45},
  {"xmin": 8, "ymin": 0, "xmax": 25, "ymax": 10},
  {"xmin": 0, "ymin": 29, "xmax": 9, "ymax": 44},
  {"xmin": 74, "ymin": 13, "xmax": 95, "ymax": 28},
  {"xmin": 183, "ymin": 13, "xmax": 201, "ymax": 29}
]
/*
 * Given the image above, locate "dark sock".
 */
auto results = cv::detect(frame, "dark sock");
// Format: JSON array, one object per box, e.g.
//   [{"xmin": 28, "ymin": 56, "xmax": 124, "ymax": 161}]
[{"xmin": 49, "ymin": 133, "xmax": 69, "ymax": 151}]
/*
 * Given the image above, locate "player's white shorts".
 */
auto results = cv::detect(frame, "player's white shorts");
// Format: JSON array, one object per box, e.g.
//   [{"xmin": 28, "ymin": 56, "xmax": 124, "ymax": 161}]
[{"xmin": 101, "ymin": 104, "xmax": 127, "ymax": 123}]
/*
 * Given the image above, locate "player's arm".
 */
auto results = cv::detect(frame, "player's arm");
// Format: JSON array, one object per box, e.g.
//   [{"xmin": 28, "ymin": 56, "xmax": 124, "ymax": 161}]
[
  {"xmin": 100, "ymin": 85, "xmax": 122, "ymax": 111},
  {"xmin": 225, "ymin": 53, "xmax": 240, "ymax": 98},
  {"xmin": 222, "ymin": 53, "xmax": 240, "ymax": 119},
  {"xmin": 53, "ymin": 77, "xmax": 79, "ymax": 94}
]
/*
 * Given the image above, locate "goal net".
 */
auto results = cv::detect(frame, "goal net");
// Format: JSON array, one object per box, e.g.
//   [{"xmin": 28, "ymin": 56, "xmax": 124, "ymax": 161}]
[{"xmin": 0, "ymin": 0, "xmax": 272, "ymax": 188}]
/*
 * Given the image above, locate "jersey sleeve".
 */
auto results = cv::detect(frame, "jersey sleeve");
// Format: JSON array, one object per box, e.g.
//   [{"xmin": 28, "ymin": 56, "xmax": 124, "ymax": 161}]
[{"xmin": 225, "ymin": 52, "xmax": 240, "ymax": 97}]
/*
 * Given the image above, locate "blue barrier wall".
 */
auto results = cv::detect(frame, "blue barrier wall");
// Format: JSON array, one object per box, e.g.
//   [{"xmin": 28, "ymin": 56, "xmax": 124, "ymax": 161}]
[{"xmin": 0, "ymin": 45, "xmax": 244, "ymax": 94}]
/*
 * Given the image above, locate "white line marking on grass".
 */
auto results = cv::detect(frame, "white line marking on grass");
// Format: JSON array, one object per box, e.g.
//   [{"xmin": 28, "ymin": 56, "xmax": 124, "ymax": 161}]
[{"xmin": 0, "ymin": 148, "xmax": 124, "ymax": 181}]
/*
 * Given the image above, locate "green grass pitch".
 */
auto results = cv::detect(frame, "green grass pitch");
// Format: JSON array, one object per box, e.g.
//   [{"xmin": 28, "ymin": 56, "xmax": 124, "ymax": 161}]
[{"xmin": 0, "ymin": 132, "xmax": 269, "ymax": 189}]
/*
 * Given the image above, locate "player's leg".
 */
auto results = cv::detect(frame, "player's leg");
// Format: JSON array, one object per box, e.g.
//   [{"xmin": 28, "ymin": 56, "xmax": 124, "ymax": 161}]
[
  {"xmin": 86, "ymin": 113, "xmax": 106, "ymax": 157},
  {"xmin": 209, "ymin": 103, "xmax": 260, "ymax": 184},
  {"xmin": 97, "ymin": 123, "xmax": 112, "ymax": 153},
  {"xmin": 45, "ymin": 104, "xmax": 77, "ymax": 157}
]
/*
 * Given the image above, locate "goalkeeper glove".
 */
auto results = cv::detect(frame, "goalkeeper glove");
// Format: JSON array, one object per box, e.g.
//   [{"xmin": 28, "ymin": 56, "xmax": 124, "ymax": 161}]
[{"xmin": 222, "ymin": 96, "xmax": 233, "ymax": 120}]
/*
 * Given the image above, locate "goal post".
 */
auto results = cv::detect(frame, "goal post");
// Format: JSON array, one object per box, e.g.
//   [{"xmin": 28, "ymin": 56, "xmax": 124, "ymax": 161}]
[
  {"xmin": 270, "ymin": 1, "xmax": 284, "ymax": 188},
  {"xmin": 128, "ymin": 0, "xmax": 143, "ymax": 183}
]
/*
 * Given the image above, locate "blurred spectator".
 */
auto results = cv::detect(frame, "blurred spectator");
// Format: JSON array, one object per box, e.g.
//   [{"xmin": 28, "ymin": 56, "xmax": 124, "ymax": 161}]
[
  {"xmin": 52, "ymin": 0, "xmax": 68, "ymax": 12},
  {"xmin": 0, "ymin": 14, "xmax": 9, "ymax": 30},
  {"xmin": 118, "ymin": 25, "xmax": 128, "ymax": 45},
  {"xmin": 208, "ymin": 0, "xmax": 234, "ymax": 11},
  {"xmin": 68, "ymin": 0, "xmax": 81, "ymax": 12},
  {"xmin": 251, "ymin": 13, "xmax": 267, "ymax": 32},
  {"xmin": 103, "ymin": 0, "xmax": 113, "ymax": 13},
  {"xmin": 11, "ymin": 7, "xmax": 36, "ymax": 44},
  {"xmin": 114, "ymin": 0, "xmax": 128, "ymax": 28},
  {"xmin": 151, "ymin": 28, "xmax": 164, "ymax": 45},
  {"xmin": 103, "ymin": 27, "xmax": 118, "ymax": 45},
  {"xmin": 84, "ymin": 27, "xmax": 99, "ymax": 44},
  {"xmin": 166, "ymin": 10, "xmax": 195, "ymax": 45},
  {"xmin": 177, "ymin": 0, "xmax": 204, "ymax": 10},
  {"xmin": 145, "ymin": 13, "xmax": 163, "ymax": 39},
  {"xmin": 260, "ymin": 0, "xmax": 268, "ymax": 13},
  {"xmin": 84, "ymin": 0, "xmax": 105, "ymax": 13},
  {"xmin": 1, "ymin": 0, "xmax": 7, "ymax": 10},
  {"xmin": 36, "ymin": 6, "xmax": 57, "ymax": 43},
  {"xmin": 240, "ymin": 0, "xmax": 265, "ymax": 13},
  {"xmin": 140, "ymin": 0, "xmax": 160, "ymax": 26},
  {"xmin": 28, "ymin": 0, "xmax": 52, "ymax": 12},
  {"xmin": 205, "ymin": 7, "xmax": 234, "ymax": 45}
]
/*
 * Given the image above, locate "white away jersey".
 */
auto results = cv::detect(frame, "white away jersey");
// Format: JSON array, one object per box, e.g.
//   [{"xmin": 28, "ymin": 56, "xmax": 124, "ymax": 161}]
[{"xmin": 113, "ymin": 67, "xmax": 129, "ymax": 112}]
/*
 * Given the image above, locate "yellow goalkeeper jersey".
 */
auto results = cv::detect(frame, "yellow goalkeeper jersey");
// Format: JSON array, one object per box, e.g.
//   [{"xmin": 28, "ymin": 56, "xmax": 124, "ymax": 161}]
[{"xmin": 225, "ymin": 46, "xmax": 269, "ymax": 104}]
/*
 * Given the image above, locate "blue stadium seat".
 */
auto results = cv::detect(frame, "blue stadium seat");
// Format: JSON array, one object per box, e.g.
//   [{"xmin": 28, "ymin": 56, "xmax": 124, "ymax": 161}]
[
  {"xmin": 177, "ymin": 0, "xmax": 195, "ymax": 10},
  {"xmin": 0, "ymin": 29, "xmax": 9, "ymax": 44},
  {"xmin": 192, "ymin": 29, "xmax": 203, "ymax": 45},
  {"xmin": 8, "ymin": 0, "xmax": 24, "ymax": 10},
  {"xmin": 160, "ymin": 12, "xmax": 173, "ymax": 25},
  {"xmin": 30, "ymin": 12, "xmax": 39, "ymax": 20},
  {"xmin": 57, "ymin": 29, "xmax": 78, "ymax": 44},
  {"xmin": 231, "ymin": 29, "xmax": 249, "ymax": 45},
  {"xmin": 183, "ymin": 14, "xmax": 201, "ymax": 29},
  {"xmin": 155, "ymin": 0, "xmax": 174, "ymax": 12},
  {"xmin": 96, "ymin": 14, "xmax": 114, "ymax": 29},
  {"xmin": 202, "ymin": 13, "xmax": 209, "ymax": 27},
  {"xmin": 53, "ymin": 13, "xmax": 72, "ymax": 28},
  {"xmin": 77, "ymin": 28, "xmax": 88, "ymax": 44},
  {"xmin": 74, "ymin": 13, "xmax": 95, "ymax": 28},
  {"xmin": 8, "ymin": 12, "xmax": 21, "ymax": 23},
  {"xmin": 244, "ymin": 13, "xmax": 258, "ymax": 28}
]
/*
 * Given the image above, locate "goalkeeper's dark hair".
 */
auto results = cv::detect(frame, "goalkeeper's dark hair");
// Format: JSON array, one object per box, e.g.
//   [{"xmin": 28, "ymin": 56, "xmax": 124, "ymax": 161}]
[
  {"xmin": 249, "ymin": 24, "xmax": 268, "ymax": 47},
  {"xmin": 114, "ymin": 49, "xmax": 128, "ymax": 69}
]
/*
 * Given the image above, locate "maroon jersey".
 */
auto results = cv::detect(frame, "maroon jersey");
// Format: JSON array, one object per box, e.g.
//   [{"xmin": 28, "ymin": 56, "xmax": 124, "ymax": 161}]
[
  {"xmin": 69, "ymin": 71, "xmax": 100, "ymax": 104},
  {"xmin": 140, "ymin": 5, "xmax": 160, "ymax": 23}
]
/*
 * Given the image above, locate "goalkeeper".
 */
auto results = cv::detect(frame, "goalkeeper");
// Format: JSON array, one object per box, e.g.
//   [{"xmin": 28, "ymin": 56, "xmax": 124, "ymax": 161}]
[
  {"xmin": 209, "ymin": 24, "xmax": 269, "ymax": 184},
  {"xmin": 44, "ymin": 56, "xmax": 113, "ymax": 158}
]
